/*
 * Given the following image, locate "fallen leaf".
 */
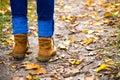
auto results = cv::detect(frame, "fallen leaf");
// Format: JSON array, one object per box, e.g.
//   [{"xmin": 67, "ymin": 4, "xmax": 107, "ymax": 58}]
[
  {"xmin": 96, "ymin": 64, "xmax": 111, "ymax": 72},
  {"xmin": 51, "ymin": 74, "xmax": 62, "ymax": 80},
  {"xmin": 6, "ymin": 39, "xmax": 12, "ymax": 44},
  {"xmin": 33, "ymin": 75, "xmax": 39, "ymax": 80},
  {"xmin": 31, "ymin": 68, "xmax": 46, "ymax": 75},
  {"xmin": 104, "ymin": 12, "xmax": 112, "ymax": 18},
  {"xmin": 104, "ymin": 58, "xmax": 110, "ymax": 63},
  {"xmin": 68, "ymin": 58, "xmax": 84, "ymax": 65},
  {"xmin": 81, "ymin": 38, "xmax": 95, "ymax": 45},
  {"xmin": 112, "ymin": 11, "xmax": 119, "ymax": 17},
  {"xmin": 85, "ymin": 38, "xmax": 94, "ymax": 45},
  {"xmin": 26, "ymin": 74, "xmax": 32, "ymax": 80},
  {"xmin": 23, "ymin": 63, "xmax": 40, "ymax": 70},
  {"xmin": 82, "ymin": 29, "xmax": 88, "ymax": 34},
  {"xmin": 69, "ymin": 37, "xmax": 75, "ymax": 41},
  {"xmin": 96, "ymin": 64, "xmax": 107, "ymax": 72},
  {"xmin": 104, "ymin": 58, "xmax": 115, "ymax": 65},
  {"xmin": 59, "ymin": 15, "xmax": 66, "ymax": 21},
  {"xmin": 11, "ymin": 65, "xmax": 17, "ymax": 69},
  {"xmin": 107, "ymin": 61, "xmax": 115, "ymax": 65}
]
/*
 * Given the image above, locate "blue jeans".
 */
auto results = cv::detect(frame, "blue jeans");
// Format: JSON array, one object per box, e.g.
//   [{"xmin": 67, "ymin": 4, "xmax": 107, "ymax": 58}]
[{"xmin": 10, "ymin": 0, "xmax": 54, "ymax": 37}]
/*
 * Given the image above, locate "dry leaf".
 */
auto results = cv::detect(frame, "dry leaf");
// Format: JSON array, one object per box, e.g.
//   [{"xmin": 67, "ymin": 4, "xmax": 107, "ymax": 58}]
[
  {"xmin": 11, "ymin": 65, "xmax": 17, "ymax": 69},
  {"xmin": 23, "ymin": 63, "xmax": 40, "ymax": 70},
  {"xmin": 104, "ymin": 12, "xmax": 112, "ymax": 18},
  {"xmin": 68, "ymin": 58, "xmax": 84, "ymax": 65},
  {"xmin": 104, "ymin": 58, "xmax": 115, "ymax": 65},
  {"xmin": 96, "ymin": 64, "xmax": 109, "ymax": 72},
  {"xmin": 26, "ymin": 74, "xmax": 32, "ymax": 80},
  {"xmin": 81, "ymin": 38, "xmax": 95, "ymax": 45},
  {"xmin": 51, "ymin": 74, "xmax": 62, "ymax": 80},
  {"xmin": 85, "ymin": 38, "xmax": 94, "ymax": 45},
  {"xmin": 104, "ymin": 58, "xmax": 110, "ymax": 63},
  {"xmin": 33, "ymin": 75, "xmax": 39, "ymax": 80},
  {"xmin": 69, "ymin": 37, "xmax": 75, "ymax": 41},
  {"xmin": 31, "ymin": 68, "xmax": 46, "ymax": 75},
  {"xmin": 96, "ymin": 64, "xmax": 107, "ymax": 72},
  {"xmin": 6, "ymin": 39, "xmax": 12, "ymax": 44},
  {"xmin": 59, "ymin": 15, "xmax": 66, "ymax": 21},
  {"xmin": 107, "ymin": 61, "xmax": 115, "ymax": 65},
  {"xmin": 82, "ymin": 29, "xmax": 88, "ymax": 34}
]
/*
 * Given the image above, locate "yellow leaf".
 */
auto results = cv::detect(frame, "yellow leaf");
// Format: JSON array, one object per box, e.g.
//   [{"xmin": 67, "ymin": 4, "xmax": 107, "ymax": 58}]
[
  {"xmin": 11, "ymin": 65, "xmax": 17, "ymax": 69},
  {"xmin": 112, "ymin": 11, "xmax": 119, "ymax": 17},
  {"xmin": 75, "ymin": 61, "xmax": 80, "ymax": 65},
  {"xmin": 75, "ymin": 59, "xmax": 85, "ymax": 65},
  {"xmin": 95, "ymin": 17, "xmax": 100, "ymax": 21},
  {"xmin": 108, "ymin": 61, "xmax": 115, "ymax": 65},
  {"xmin": 59, "ymin": 15, "xmax": 66, "ymax": 21},
  {"xmin": 66, "ymin": 16, "xmax": 77, "ymax": 23},
  {"xmin": 23, "ymin": 61, "xmax": 31, "ymax": 64},
  {"xmin": 96, "ymin": 64, "xmax": 107, "ymax": 72},
  {"xmin": 23, "ymin": 63, "xmax": 40, "ymax": 70},
  {"xmin": 104, "ymin": 58, "xmax": 110, "ymax": 63},
  {"xmin": 51, "ymin": 74, "xmax": 62, "ymax": 80},
  {"xmin": 31, "ymin": 68, "xmax": 47, "ymax": 75},
  {"xmin": 82, "ymin": 30, "xmax": 88, "ymax": 34},
  {"xmin": 85, "ymin": 38, "xmax": 94, "ymax": 45},
  {"xmin": 68, "ymin": 59, "xmax": 76, "ymax": 64},
  {"xmin": 6, "ymin": 39, "xmax": 12, "ymax": 44},
  {"xmin": 68, "ymin": 58, "xmax": 84, "ymax": 65},
  {"xmin": 69, "ymin": 37, "xmax": 75, "ymax": 41},
  {"xmin": 26, "ymin": 74, "xmax": 32, "ymax": 80},
  {"xmin": 94, "ymin": 12, "xmax": 98, "ymax": 17},
  {"xmin": 104, "ymin": 12, "xmax": 111, "ymax": 18},
  {"xmin": 33, "ymin": 75, "xmax": 39, "ymax": 80},
  {"xmin": 80, "ymin": 38, "xmax": 95, "ymax": 45}
]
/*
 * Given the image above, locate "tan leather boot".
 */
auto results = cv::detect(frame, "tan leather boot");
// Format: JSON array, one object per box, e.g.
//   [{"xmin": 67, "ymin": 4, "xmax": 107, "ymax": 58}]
[
  {"xmin": 12, "ymin": 34, "xmax": 28, "ymax": 59},
  {"xmin": 37, "ymin": 37, "xmax": 56, "ymax": 62}
]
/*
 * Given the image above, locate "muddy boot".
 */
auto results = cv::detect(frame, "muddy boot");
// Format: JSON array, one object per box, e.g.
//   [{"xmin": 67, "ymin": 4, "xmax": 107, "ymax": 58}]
[
  {"xmin": 12, "ymin": 34, "xmax": 28, "ymax": 59},
  {"xmin": 37, "ymin": 37, "xmax": 56, "ymax": 62}
]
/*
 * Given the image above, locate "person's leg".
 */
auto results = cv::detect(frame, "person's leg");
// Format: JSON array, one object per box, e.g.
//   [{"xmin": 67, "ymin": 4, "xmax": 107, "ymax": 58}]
[
  {"xmin": 10, "ymin": 0, "xmax": 28, "ymax": 59},
  {"xmin": 37, "ymin": 0, "xmax": 54, "ymax": 37},
  {"xmin": 10, "ymin": 0, "xmax": 28, "ymax": 34},
  {"xmin": 36, "ymin": 0, "xmax": 56, "ymax": 62}
]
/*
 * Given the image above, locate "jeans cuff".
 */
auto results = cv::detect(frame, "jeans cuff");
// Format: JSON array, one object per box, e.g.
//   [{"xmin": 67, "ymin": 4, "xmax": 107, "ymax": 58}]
[
  {"xmin": 38, "ymin": 20, "xmax": 54, "ymax": 37},
  {"xmin": 12, "ymin": 17, "xmax": 28, "ymax": 34}
]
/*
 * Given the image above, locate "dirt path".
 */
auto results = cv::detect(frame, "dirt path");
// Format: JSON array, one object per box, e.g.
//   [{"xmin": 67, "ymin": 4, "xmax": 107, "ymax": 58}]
[{"xmin": 0, "ymin": 0, "xmax": 119, "ymax": 80}]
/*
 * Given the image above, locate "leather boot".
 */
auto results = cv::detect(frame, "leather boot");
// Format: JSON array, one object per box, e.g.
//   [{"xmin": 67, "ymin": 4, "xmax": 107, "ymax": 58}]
[
  {"xmin": 37, "ymin": 37, "xmax": 56, "ymax": 62},
  {"xmin": 12, "ymin": 34, "xmax": 28, "ymax": 59}
]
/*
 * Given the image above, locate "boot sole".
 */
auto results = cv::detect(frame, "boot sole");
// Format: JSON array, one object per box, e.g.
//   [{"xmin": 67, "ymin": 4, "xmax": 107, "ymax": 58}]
[
  {"xmin": 37, "ymin": 52, "xmax": 56, "ymax": 62},
  {"xmin": 12, "ymin": 47, "xmax": 28, "ymax": 60}
]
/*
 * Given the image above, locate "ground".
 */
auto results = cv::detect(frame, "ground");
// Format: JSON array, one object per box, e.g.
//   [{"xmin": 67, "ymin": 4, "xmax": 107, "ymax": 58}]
[{"xmin": 0, "ymin": 0, "xmax": 120, "ymax": 80}]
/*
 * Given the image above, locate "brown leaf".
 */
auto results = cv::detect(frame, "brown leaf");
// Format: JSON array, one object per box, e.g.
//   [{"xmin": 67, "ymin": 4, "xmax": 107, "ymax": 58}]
[
  {"xmin": 31, "ymin": 68, "xmax": 47, "ymax": 75},
  {"xmin": 26, "ymin": 74, "xmax": 32, "ymax": 80},
  {"xmin": 23, "ymin": 63, "xmax": 40, "ymax": 70}
]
